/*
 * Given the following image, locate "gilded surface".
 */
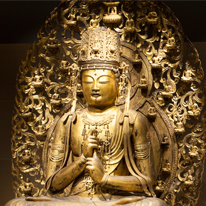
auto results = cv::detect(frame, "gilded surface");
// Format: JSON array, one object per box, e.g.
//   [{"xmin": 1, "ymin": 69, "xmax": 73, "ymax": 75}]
[{"xmin": 9, "ymin": 1, "xmax": 205, "ymax": 206}]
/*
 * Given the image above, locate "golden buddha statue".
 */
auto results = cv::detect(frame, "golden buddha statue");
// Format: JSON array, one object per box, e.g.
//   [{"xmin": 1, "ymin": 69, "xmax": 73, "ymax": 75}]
[
  {"xmin": 6, "ymin": 27, "xmax": 169, "ymax": 206},
  {"xmin": 43, "ymin": 27, "xmax": 168, "ymax": 206}
]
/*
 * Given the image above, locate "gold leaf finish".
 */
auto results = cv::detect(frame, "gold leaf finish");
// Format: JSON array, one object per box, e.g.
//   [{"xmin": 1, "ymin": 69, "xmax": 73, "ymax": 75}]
[{"xmin": 9, "ymin": 1, "xmax": 205, "ymax": 206}]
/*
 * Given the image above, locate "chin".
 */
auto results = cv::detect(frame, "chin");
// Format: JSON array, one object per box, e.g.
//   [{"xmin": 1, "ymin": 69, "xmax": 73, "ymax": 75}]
[{"xmin": 89, "ymin": 102, "xmax": 104, "ymax": 107}]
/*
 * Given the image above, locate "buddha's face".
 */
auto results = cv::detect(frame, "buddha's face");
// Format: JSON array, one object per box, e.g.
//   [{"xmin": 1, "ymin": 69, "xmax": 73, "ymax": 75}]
[{"xmin": 82, "ymin": 69, "xmax": 118, "ymax": 109}]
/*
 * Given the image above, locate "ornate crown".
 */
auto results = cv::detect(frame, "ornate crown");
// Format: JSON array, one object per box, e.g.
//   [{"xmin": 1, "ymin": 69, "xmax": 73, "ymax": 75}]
[{"xmin": 78, "ymin": 27, "xmax": 120, "ymax": 71}]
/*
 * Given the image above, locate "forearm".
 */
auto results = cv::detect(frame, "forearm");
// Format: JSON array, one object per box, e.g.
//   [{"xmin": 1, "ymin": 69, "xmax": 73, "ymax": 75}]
[
  {"xmin": 137, "ymin": 158, "xmax": 156, "ymax": 185},
  {"xmin": 50, "ymin": 154, "xmax": 86, "ymax": 192},
  {"xmin": 103, "ymin": 175, "xmax": 144, "ymax": 192}
]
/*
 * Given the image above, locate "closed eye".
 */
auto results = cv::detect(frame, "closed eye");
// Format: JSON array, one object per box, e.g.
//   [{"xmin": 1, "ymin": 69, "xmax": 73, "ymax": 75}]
[
  {"xmin": 98, "ymin": 76, "xmax": 110, "ymax": 84},
  {"xmin": 99, "ymin": 80, "xmax": 110, "ymax": 84},
  {"xmin": 83, "ymin": 81, "xmax": 93, "ymax": 83},
  {"xmin": 83, "ymin": 76, "xmax": 93, "ymax": 84}
]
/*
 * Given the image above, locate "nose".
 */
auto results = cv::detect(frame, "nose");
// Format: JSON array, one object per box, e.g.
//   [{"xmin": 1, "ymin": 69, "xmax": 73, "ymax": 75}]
[{"xmin": 92, "ymin": 80, "xmax": 100, "ymax": 92}]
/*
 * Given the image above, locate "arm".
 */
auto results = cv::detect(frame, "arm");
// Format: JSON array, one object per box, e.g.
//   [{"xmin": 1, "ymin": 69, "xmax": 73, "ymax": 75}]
[
  {"xmin": 103, "ymin": 112, "xmax": 155, "ymax": 191},
  {"xmin": 86, "ymin": 153, "xmax": 144, "ymax": 192},
  {"xmin": 49, "ymin": 129, "xmax": 98, "ymax": 192},
  {"xmin": 102, "ymin": 175, "xmax": 143, "ymax": 192},
  {"xmin": 50, "ymin": 154, "xmax": 86, "ymax": 192},
  {"xmin": 87, "ymin": 111, "xmax": 155, "ymax": 192},
  {"xmin": 132, "ymin": 112, "xmax": 156, "ymax": 185}
]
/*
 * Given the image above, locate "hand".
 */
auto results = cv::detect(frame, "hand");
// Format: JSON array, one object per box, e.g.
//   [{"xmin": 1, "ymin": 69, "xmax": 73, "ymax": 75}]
[
  {"xmin": 86, "ymin": 151, "xmax": 105, "ymax": 183},
  {"xmin": 82, "ymin": 129, "xmax": 98, "ymax": 158}
]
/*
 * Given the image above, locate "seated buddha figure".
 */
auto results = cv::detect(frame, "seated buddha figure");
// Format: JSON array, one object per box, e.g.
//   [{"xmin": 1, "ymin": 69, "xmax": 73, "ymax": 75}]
[
  {"xmin": 43, "ymin": 28, "xmax": 168, "ymax": 206},
  {"xmin": 6, "ymin": 27, "xmax": 168, "ymax": 206}
]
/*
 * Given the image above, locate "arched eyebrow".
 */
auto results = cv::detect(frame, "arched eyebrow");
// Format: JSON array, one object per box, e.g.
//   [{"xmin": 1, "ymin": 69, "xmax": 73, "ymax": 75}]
[
  {"xmin": 82, "ymin": 75, "xmax": 94, "ymax": 80},
  {"xmin": 82, "ymin": 75, "xmax": 94, "ymax": 78}
]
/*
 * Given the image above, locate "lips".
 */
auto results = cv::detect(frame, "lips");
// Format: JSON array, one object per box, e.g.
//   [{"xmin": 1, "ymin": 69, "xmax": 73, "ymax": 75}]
[{"xmin": 91, "ymin": 93, "xmax": 101, "ymax": 98}]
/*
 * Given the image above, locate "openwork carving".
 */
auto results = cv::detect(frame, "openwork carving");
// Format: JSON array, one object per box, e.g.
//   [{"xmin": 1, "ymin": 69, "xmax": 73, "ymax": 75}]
[{"xmin": 11, "ymin": 1, "xmax": 205, "ymax": 206}]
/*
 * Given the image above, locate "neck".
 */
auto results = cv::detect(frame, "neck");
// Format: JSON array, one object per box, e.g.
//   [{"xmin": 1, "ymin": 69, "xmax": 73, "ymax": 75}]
[{"xmin": 87, "ymin": 104, "xmax": 116, "ymax": 115}]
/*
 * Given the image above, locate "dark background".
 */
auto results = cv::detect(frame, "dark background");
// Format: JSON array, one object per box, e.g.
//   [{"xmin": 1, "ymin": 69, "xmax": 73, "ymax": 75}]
[
  {"xmin": 1, "ymin": 1, "xmax": 206, "ymax": 206},
  {"xmin": 1, "ymin": 1, "xmax": 206, "ymax": 44}
]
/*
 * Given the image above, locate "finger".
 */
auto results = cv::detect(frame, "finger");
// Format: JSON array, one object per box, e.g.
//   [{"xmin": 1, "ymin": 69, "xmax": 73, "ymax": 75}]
[
  {"xmin": 88, "ymin": 139, "xmax": 97, "ymax": 144},
  {"xmin": 86, "ymin": 162, "xmax": 93, "ymax": 166},
  {"xmin": 86, "ymin": 160, "xmax": 94, "ymax": 165},
  {"xmin": 87, "ymin": 129, "xmax": 98, "ymax": 136},
  {"xmin": 86, "ymin": 164, "xmax": 94, "ymax": 170},
  {"xmin": 86, "ymin": 160, "xmax": 93, "ymax": 165},
  {"xmin": 86, "ymin": 158, "xmax": 93, "ymax": 162},
  {"xmin": 88, "ymin": 144, "xmax": 98, "ymax": 149},
  {"xmin": 88, "ymin": 136, "xmax": 98, "ymax": 141},
  {"xmin": 93, "ymin": 150, "xmax": 97, "ymax": 157},
  {"xmin": 86, "ymin": 166, "xmax": 93, "ymax": 171}
]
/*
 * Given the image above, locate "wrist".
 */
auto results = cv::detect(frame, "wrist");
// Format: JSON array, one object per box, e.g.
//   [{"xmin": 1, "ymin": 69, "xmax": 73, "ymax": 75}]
[
  {"xmin": 100, "ymin": 174, "xmax": 109, "ymax": 187},
  {"xmin": 80, "ymin": 154, "xmax": 86, "ymax": 163}
]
